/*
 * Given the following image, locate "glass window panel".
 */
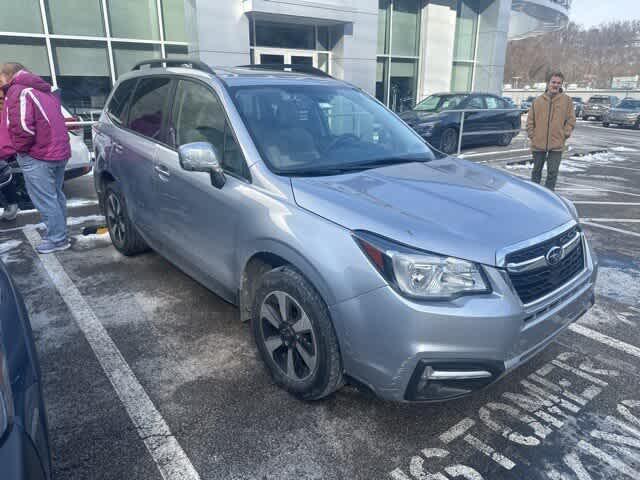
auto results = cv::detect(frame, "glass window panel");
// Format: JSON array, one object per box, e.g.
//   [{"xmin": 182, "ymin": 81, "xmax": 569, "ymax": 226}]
[
  {"xmin": 390, "ymin": 58, "xmax": 417, "ymax": 113},
  {"xmin": 162, "ymin": 0, "xmax": 186, "ymax": 42},
  {"xmin": 128, "ymin": 77, "xmax": 172, "ymax": 139},
  {"xmin": 376, "ymin": 57, "xmax": 388, "ymax": 104},
  {"xmin": 0, "ymin": 0, "xmax": 43, "ymax": 33},
  {"xmin": 107, "ymin": 0, "xmax": 160, "ymax": 40},
  {"xmin": 166, "ymin": 45, "xmax": 190, "ymax": 58},
  {"xmin": 52, "ymin": 40, "xmax": 110, "ymax": 111},
  {"xmin": 255, "ymin": 21, "xmax": 314, "ymax": 49},
  {"xmin": 224, "ymin": 124, "xmax": 249, "ymax": 179},
  {"xmin": 391, "ymin": 0, "xmax": 420, "ymax": 57},
  {"xmin": 451, "ymin": 62, "xmax": 473, "ymax": 92},
  {"xmin": 173, "ymin": 80, "xmax": 224, "ymax": 150},
  {"xmin": 377, "ymin": 0, "xmax": 390, "ymax": 55},
  {"xmin": 106, "ymin": 78, "xmax": 138, "ymax": 125},
  {"xmin": 453, "ymin": 0, "xmax": 478, "ymax": 61},
  {"xmin": 0, "ymin": 37, "xmax": 50, "ymax": 77},
  {"xmin": 485, "ymin": 96, "xmax": 501, "ymax": 109},
  {"xmin": 318, "ymin": 53, "xmax": 329, "ymax": 74},
  {"xmin": 45, "ymin": 0, "xmax": 105, "ymax": 36},
  {"xmin": 112, "ymin": 43, "xmax": 162, "ymax": 78},
  {"xmin": 317, "ymin": 26, "xmax": 329, "ymax": 51}
]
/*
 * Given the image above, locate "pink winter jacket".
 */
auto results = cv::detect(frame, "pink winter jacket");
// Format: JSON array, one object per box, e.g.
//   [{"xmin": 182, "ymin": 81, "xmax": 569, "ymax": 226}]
[
  {"xmin": 2, "ymin": 71, "xmax": 70, "ymax": 162},
  {"xmin": 0, "ymin": 102, "xmax": 16, "ymax": 160}
]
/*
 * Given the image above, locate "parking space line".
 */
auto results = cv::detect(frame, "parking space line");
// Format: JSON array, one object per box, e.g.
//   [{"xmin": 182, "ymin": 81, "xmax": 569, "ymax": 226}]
[
  {"xmin": 580, "ymin": 221, "xmax": 640, "ymax": 238},
  {"xmin": 23, "ymin": 228, "xmax": 202, "ymax": 480},
  {"xmin": 558, "ymin": 181, "xmax": 640, "ymax": 197},
  {"xmin": 569, "ymin": 324, "xmax": 640, "ymax": 359},
  {"xmin": 572, "ymin": 202, "xmax": 640, "ymax": 206},
  {"xmin": 461, "ymin": 148, "xmax": 530, "ymax": 158},
  {"xmin": 581, "ymin": 218, "xmax": 640, "ymax": 223}
]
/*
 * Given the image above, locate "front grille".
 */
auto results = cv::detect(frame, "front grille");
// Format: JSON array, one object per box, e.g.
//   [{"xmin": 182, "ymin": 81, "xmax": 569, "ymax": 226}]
[{"xmin": 506, "ymin": 227, "xmax": 584, "ymax": 304}]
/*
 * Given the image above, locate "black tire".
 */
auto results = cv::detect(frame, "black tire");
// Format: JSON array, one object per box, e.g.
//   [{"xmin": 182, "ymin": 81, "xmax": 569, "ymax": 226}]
[
  {"xmin": 439, "ymin": 128, "xmax": 459, "ymax": 154},
  {"xmin": 581, "ymin": 115, "xmax": 589, "ymax": 121},
  {"xmin": 104, "ymin": 182, "xmax": 149, "ymax": 256},
  {"xmin": 603, "ymin": 122, "xmax": 609, "ymax": 127},
  {"xmin": 251, "ymin": 266, "xmax": 343, "ymax": 400},
  {"xmin": 635, "ymin": 121, "xmax": 640, "ymax": 131}
]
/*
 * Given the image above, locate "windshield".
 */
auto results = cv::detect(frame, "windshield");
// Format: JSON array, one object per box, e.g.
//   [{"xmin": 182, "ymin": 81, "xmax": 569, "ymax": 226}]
[
  {"xmin": 617, "ymin": 100, "xmax": 640, "ymax": 110},
  {"xmin": 230, "ymin": 84, "xmax": 435, "ymax": 175},
  {"xmin": 414, "ymin": 94, "xmax": 467, "ymax": 112},
  {"xmin": 589, "ymin": 97, "xmax": 609, "ymax": 104}
]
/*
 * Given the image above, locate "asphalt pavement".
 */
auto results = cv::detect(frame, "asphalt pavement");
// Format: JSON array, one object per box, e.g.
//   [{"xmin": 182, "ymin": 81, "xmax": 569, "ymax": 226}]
[{"xmin": 1, "ymin": 120, "xmax": 639, "ymax": 480}]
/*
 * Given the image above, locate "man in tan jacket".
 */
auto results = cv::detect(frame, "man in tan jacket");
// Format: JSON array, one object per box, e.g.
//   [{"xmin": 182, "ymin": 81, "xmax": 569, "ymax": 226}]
[{"xmin": 526, "ymin": 71, "xmax": 576, "ymax": 190}]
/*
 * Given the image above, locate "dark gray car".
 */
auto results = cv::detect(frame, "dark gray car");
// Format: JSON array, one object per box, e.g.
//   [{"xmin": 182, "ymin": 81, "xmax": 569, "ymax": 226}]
[{"xmin": 93, "ymin": 60, "xmax": 597, "ymax": 402}]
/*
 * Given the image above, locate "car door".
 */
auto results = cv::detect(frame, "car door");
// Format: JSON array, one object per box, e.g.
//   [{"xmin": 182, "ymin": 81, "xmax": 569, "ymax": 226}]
[
  {"xmin": 153, "ymin": 78, "xmax": 251, "ymax": 298},
  {"xmin": 484, "ymin": 95, "xmax": 511, "ymax": 142},
  {"xmin": 460, "ymin": 95, "xmax": 488, "ymax": 146},
  {"xmin": 118, "ymin": 76, "xmax": 173, "ymax": 235}
]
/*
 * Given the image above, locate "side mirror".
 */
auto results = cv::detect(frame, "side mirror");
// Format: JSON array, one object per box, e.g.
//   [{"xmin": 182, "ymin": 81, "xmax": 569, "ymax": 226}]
[{"xmin": 178, "ymin": 142, "xmax": 226, "ymax": 189}]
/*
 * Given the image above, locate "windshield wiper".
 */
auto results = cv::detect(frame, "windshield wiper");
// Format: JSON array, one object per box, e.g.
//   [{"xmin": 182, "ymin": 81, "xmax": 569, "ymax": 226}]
[{"xmin": 280, "ymin": 156, "xmax": 431, "ymax": 177}]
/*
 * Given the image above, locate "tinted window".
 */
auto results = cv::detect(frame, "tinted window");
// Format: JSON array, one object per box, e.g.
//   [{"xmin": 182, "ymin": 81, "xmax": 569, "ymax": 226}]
[
  {"xmin": 127, "ymin": 77, "xmax": 172, "ymax": 140},
  {"xmin": 173, "ymin": 80, "xmax": 249, "ymax": 179},
  {"xmin": 467, "ymin": 96, "xmax": 484, "ymax": 109},
  {"xmin": 485, "ymin": 96, "xmax": 504, "ymax": 109},
  {"xmin": 588, "ymin": 97, "xmax": 608, "ymax": 104},
  {"xmin": 107, "ymin": 78, "xmax": 137, "ymax": 125},
  {"xmin": 618, "ymin": 100, "xmax": 640, "ymax": 110},
  {"xmin": 415, "ymin": 94, "xmax": 466, "ymax": 112}
]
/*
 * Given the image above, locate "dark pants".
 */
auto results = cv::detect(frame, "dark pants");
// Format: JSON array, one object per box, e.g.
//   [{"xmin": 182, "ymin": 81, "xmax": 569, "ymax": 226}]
[
  {"xmin": 531, "ymin": 150, "xmax": 562, "ymax": 191},
  {"xmin": 0, "ymin": 176, "xmax": 18, "ymax": 206}
]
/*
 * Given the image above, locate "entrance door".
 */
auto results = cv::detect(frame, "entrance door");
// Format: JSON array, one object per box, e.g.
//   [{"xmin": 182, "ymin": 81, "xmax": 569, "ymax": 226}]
[{"xmin": 254, "ymin": 49, "xmax": 317, "ymax": 68}]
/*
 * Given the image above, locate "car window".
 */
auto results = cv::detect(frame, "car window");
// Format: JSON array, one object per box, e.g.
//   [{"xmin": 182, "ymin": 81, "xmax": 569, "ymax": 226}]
[
  {"xmin": 485, "ymin": 97, "xmax": 504, "ymax": 109},
  {"xmin": 173, "ymin": 80, "xmax": 249, "ymax": 179},
  {"xmin": 618, "ymin": 100, "xmax": 640, "ymax": 110},
  {"xmin": 107, "ymin": 78, "xmax": 137, "ymax": 126},
  {"xmin": 588, "ymin": 97, "xmax": 608, "ymax": 104},
  {"xmin": 414, "ymin": 94, "xmax": 466, "ymax": 112},
  {"xmin": 127, "ymin": 77, "xmax": 172, "ymax": 140},
  {"xmin": 467, "ymin": 96, "xmax": 484, "ymax": 109}
]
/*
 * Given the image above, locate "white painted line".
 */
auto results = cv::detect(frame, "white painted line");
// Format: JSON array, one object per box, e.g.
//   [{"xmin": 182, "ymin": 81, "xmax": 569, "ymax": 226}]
[
  {"xmin": 602, "ymin": 165, "xmax": 640, "ymax": 173},
  {"xmin": 581, "ymin": 218, "xmax": 640, "ymax": 223},
  {"xmin": 23, "ymin": 228, "xmax": 202, "ymax": 480},
  {"xmin": 580, "ymin": 221, "xmax": 640, "ymax": 238},
  {"xmin": 572, "ymin": 201, "xmax": 640, "ymax": 205},
  {"xmin": 569, "ymin": 323, "xmax": 640, "ymax": 359},
  {"xmin": 461, "ymin": 148, "xmax": 530, "ymax": 158},
  {"xmin": 439, "ymin": 418, "xmax": 475, "ymax": 444},
  {"xmin": 464, "ymin": 434, "xmax": 516, "ymax": 470},
  {"xmin": 558, "ymin": 180, "xmax": 640, "ymax": 198}
]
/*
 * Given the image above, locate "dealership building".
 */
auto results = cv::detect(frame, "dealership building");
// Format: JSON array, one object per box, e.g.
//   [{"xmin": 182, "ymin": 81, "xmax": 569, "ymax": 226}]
[{"xmin": 0, "ymin": 0, "xmax": 569, "ymax": 115}]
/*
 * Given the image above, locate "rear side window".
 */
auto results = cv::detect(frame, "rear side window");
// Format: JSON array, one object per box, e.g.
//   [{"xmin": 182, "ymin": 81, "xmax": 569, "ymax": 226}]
[
  {"xmin": 127, "ymin": 77, "xmax": 172, "ymax": 140},
  {"xmin": 485, "ymin": 96, "xmax": 505, "ymax": 109},
  {"xmin": 107, "ymin": 78, "xmax": 137, "ymax": 125}
]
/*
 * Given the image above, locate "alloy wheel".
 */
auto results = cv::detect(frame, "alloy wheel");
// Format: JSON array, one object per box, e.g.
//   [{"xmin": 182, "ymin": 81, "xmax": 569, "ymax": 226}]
[
  {"xmin": 106, "ymin": 192, "xmax": 126, "ymax": 246},
  {"xmin": 441, "ymin": 129, "xmax": 458, "ymax": 154},
  {"xmin": 259, "ymin": 291, "xmax": 318, "ymax": 381}
]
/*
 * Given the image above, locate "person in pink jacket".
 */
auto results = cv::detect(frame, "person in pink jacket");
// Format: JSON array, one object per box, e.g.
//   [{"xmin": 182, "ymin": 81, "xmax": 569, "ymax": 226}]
[
  {"xmin": 0, "ymin": 63, "xmax": 71, "ymax": 253},
  {"xmin": 0, "ymin": 89, "xmax": 19, "ymax": 221}
]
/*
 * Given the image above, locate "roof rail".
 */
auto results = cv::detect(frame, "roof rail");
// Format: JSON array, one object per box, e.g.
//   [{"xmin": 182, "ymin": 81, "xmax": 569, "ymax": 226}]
[
  {"xmin": 236, "ymin": 64, "xmax": 331, "ymax": 77},
  {"xmin": 131, "ymin": 58, "xmax": 215, "ymax": 75}
]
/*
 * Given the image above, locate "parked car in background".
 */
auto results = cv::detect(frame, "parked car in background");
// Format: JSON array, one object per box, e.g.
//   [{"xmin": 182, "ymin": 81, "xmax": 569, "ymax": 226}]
[
  {"xmin": 0, "ymin": 259, "xmax": 52, "ymax": 479},
  {"xmin": 93, "ymin": 60, "xmax": 596, "ymax": 403},
  {"xmin": 400, "ymin": 92, "xmax": 522, "ymax": 154},
  {"xmin": 582, "ymin": 95, "xmax": 619, "ymax": 121},
  {"xmin": 571, "ymin": 97, "xmax": 584, "ymax": 117},
  {"xmin": 502, "ymin": 97, "xmax": 516, "ymax": 108},
  {"xmin": 603, "ymin": 98, "xmax": 640, "ymax": 129},
  {"xmin": 520, "ymin": 96, "xmax": 536, "ymax": 112}
]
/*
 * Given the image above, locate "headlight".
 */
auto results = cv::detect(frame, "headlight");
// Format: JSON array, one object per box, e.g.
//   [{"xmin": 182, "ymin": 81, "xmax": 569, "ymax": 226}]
[
  {"xmin": 354, "ymin": 231, "xmax": 491, "ymax": 300},
  {"xmin": 0, "ymin": 346, "xmax": 14, "ymax": 440},
  {"xmin": 560, "ymin": 196, "xmax": 579, "ymax": 220}
]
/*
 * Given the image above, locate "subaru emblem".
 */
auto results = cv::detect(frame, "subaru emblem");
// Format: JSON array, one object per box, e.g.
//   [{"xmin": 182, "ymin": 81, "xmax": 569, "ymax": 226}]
[{"xmin": 546, "ymin": 246, "xmax": 563, "ymax": 266}]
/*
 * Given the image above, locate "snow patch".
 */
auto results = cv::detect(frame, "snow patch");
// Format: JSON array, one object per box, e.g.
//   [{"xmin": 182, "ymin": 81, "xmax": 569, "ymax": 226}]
[
  {"xmin": 0, "ymin": 239, "xmax": 21, "ymax": 255},
  {"xmin": 66, "ymin": 214, "xmax": 105, "ymax": 226},
  {"xmin": 66, "ymin": 198, "xmax": 99, "ymax": 208},
  {"xmin": 71, "ymin": 232, "xmax": 111, "ymax": 250},
  {"xmin": 595, "ymin": 266, "xmax": 640, "ymax": 305},
  {"xmin": 611, "ymin": 146, "xmax": 638, "ymax": 152}
]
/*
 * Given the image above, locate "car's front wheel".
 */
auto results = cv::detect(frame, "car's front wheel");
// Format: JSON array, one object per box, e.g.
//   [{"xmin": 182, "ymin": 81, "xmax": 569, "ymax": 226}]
[
  {"xmin": 252, "ymin": 266, "xmax": 343, "ymax": 400},
  {"xmin": 439, "ymin": 128, "xmax": 459, "ymax": 154},
  {"xmin": 105, "ymin": 183, "xmax": 149, "ymax": 256},
  {"xmin": 603, "ymin": 122, "xmax": 610, "ymax": 127}
]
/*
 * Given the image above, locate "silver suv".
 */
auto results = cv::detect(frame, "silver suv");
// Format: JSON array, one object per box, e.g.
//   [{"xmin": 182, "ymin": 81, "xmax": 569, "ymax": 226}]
[{"xmin": 93, "ymin": 60, "xmax": 597, "ymax": 402}]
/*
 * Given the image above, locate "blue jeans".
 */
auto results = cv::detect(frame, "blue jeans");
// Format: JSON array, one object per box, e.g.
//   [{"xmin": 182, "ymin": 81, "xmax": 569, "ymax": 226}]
[{"xmin": 17, "ymin": 154, "xmax": 68, "ymax": 243}]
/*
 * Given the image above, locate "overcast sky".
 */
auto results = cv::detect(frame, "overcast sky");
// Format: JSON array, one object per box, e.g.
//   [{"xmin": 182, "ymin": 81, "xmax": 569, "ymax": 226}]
[{"xmin": 570, "ymin": 0, "xmax": 640, "ymax": 28}]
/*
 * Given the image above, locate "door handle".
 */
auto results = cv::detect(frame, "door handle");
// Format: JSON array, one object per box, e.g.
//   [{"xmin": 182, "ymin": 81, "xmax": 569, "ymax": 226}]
[{"xmin": 155, "ymin": 164, "xmax": 170, "ymax": 177}]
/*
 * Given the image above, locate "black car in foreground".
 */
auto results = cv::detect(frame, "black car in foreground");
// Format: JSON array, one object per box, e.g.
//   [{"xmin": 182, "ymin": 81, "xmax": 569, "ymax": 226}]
[
  {"xmin": 399, "ymin": 92, "xmax": 522, "ymax": 154},
  {"xmin": 0, "ymin": 259, "xmax": 51, "ymax": 480}
]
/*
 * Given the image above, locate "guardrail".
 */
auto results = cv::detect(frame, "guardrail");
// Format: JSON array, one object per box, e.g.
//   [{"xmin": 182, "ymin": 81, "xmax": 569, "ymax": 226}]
[
  {"xmin": 439, "ymin": 108, "xmax": 526, "ymax": 155},
  {"xmin": 66, "ymin": 120, "xmax": 98, "ymax": 151}
]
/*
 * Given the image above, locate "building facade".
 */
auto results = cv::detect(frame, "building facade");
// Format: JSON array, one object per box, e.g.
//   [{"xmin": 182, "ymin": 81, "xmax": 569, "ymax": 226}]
[{"xmin": 0, "ymin": 0, "xmax": 569, "ymax": 116}]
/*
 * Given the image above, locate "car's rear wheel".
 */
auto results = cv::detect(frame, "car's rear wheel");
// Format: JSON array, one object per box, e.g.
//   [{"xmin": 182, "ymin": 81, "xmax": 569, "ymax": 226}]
[
  {"xmin": 105, "ymin": 183, "xmax": 149, "ymax": 256},
  {"xmin": 603, "ymin": 122, "xmax": 610, "ymax": 127},
  {"xmin": 439, "ymin": 128, "xmax": 459, "ymax": 154},
  {"xmin": 251, "ymin": 266, "xmax": 343, "ymax": 400}
]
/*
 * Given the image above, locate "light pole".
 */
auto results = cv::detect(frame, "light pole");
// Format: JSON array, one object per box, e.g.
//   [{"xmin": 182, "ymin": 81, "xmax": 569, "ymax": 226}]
[{"xmin": 512, "ymin": 76, "xmax": 521, "ymax": 89}]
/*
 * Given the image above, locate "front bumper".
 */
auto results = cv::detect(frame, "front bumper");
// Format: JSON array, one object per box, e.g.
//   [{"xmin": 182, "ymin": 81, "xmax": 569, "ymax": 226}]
[
  {"xmin": 607, "ymin": 117, "xmax": 638, "ymax": 126},
  {"xmin": 583, "ymin": 108, "xmax": 607, "ymax": 117},
  {"xmin": 330, "ymin": 237, "xmax": 598, "ymax": 402}
]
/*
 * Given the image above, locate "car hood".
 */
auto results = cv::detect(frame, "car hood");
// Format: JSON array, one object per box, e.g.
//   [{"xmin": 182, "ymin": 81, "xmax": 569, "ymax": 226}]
[
  {"xmin": 399, "ymin": 110, "xmax": 443, "ymax": 125},
  {"xmin": 291, "ymin": 158, "xmax": 574, "ymax": 266}
]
